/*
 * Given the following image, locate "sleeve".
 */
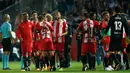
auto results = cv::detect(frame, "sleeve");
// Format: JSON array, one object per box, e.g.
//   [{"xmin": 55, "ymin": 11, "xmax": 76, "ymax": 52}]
[
  {"xmin": 95, "ymin": 21, "xmax": 100, "ymax": 29},
  {"xmin": 8, "ymin": 23, "xmax": 12, "ymax": 32},
  {"xmin": 76, "ymin": 21, "xmax": 83, "ymax": 31},
  {"xmin": 46, "ymin": 23, "xmax": 54, "ymax": 32},
  {"xmin": 63, "ymin": 21, "xmax": 68, "ymax": 31},
  {"xmin": 104, "ymin": 18, "xmax": 112, "ymax": 34},
  {"xmin": 15, "ymin": 25, "xmax": 21, "ymax": 39},
  {"xmin": 31, "ymin": 22, "xmax": 35, "ymax": 31}
]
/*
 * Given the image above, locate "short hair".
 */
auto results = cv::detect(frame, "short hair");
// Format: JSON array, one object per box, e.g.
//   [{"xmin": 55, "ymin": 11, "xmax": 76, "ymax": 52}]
[
  {"xmin": 102, "ymin": 11, "xmax": 109, "ymax": 17},
  {"xmin": 4, "ymin": 14, "xmax": 10, "ymax": 21},
  {"xmin": 84, "ymin": 12, "xmax": 90, "ymax": 18},
  {"xmin": 108, "ymin": 8, "xmax": 115, "ymax": 15},
  {"xmin": 4, "ymin": 14, "xmax": 10, "ymax": 18},
  {"xmin": 31, "ymin": 10, "xmax": 37, "ymax": 14},
  {"xmin": 22, "ymin": 12, "xmax": 28, "ymax": 16},
  {"xmin": 42, "ymin": 12, "xmax": 47, "ymax": 17},
  {"xmin": 38, "ymin": 15, "xmax": 44, "ymax": 21},
  {"xmin": 115, "ymin": 6, "xmax": 121, "ymax": 13},
  {"xmin": 55, "ymin": 11, "xmax": 61, "ymax": 15},
  {"xmin": 90, "ymin": 12, "xmax": 96, "ymax": 17}
]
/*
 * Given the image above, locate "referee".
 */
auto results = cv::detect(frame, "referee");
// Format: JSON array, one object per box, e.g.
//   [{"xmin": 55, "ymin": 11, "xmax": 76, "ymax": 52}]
[{"xmin": 0, "ymin": 14, "xmax": 13, "ymax": 70}]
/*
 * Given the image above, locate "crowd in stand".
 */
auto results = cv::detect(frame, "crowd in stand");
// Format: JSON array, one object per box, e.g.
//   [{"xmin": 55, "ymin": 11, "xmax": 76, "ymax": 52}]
[{"xmin": 0, "ymin": 0, "xmax": 19, "ymax": 10}]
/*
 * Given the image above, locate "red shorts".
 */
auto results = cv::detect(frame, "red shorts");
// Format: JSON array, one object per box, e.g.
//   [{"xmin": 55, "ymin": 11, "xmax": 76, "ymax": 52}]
[
  {"xmin": 41, "ymin": 38, "xmax": 54, "ymax": 51},
  {"xmin": 21, "ymin": 41, "xmax": 33, "ymax": 53},
  {"xmin": 102, "ymin": 36, "xmax": 110, "ymax": 51},
  {"xmin": 122, "ymin": 38, "xmax": 127, "ymax": 48},
  {"xmin": 33, "ymin": 40, "xmax": 41, "ymax": 51},
  {"xmin": 54, "ymin": 42, "xmax": 64, "ymax": 52},
  {"xmin": 81, "ymin": 42, "xmax": 96, "ymax": 54}
]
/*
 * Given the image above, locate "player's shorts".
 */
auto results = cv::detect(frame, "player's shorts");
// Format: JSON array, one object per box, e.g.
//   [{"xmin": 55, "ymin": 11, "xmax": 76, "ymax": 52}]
[
  {"xmin": 41, "ymin": 38, "xmax": 55, "ymax": 51},
  {"xmin": 54, "ymin": 42, "xmax": 64, "ymax": 52},
  {"xmin": 2, "ymin": 38, "xmax": 12, "ymax": 51},
  {"xmin": 33, "ymin": 40, "xmax": 41, "ymax": 51},
  {"xmin": 109, "ymin": 38, "xmax": 123, "ymax": 51},
  {"xmin": 21, "ymin": 41, "xmax": 33, "ymax": 53},
  {"xmin": 81, "ymin": 42, "xmax": 96, "ymax": 55}
]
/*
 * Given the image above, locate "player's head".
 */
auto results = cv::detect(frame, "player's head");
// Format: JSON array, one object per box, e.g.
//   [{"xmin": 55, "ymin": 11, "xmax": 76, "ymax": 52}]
[
  {"xmin": 84, "ymin": 12, "xmax": 90, "ymax": 19},
  {"xmin": 38, "ymin": 15, "xmax": 44, "ymax": 22},
  {"xmin": 4, "ymin": 14, "xmax": 10, "ymax": 22},
  {"xmin": 108, "ymin": 8, "xmax": 115, "ymax": 17},
  {"xmin": 31, "ymin": 10, "xmax": 38, "ymax": 19},
  {"xmin": 42, "ymin": 12, "xmax": 47, "ymax": 22},
  {"xmin": 45, "ymin": 13, "xmax": 53, "ymax": 22},
  {"xmin": 90, "ymin": 12, "xmax": 96, "ymax": 20},
  {"xmin": 102, "ymin": 11, "xmax": 109, "ymax": 21},
  {"xmin": 114, "ymin": 6, "xmax": 121, "ymax": 13},
  {"xmin": 22, "ymin": 12, "xmax": 29, "ymax": 21},
  {"xmin": 55, "ymin": 11, "xmax": 61, "ymax": 20}
]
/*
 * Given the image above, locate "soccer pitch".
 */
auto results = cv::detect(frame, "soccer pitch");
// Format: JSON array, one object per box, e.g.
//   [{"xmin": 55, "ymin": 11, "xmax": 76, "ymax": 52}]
[{"xmin": 0, "ymin": 61, "xmax": 130, "ymax": 73}]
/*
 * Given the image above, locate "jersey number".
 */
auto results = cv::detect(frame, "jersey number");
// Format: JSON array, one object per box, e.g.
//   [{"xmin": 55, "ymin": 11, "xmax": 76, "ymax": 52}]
[{"xmin": 114, "ymin": 21, "xmax": 122, "ymax": 30}]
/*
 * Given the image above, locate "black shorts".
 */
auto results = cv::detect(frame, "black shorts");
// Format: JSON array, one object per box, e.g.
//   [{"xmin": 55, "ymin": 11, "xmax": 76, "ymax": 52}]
[
  {"xmin": 2, "ymin": 38, "xmax": 12, "ymax": 52},
  {"xmin": 109, "ymin": 39, "xmax": 123, "ymax": 52},
  {"xmin": 126, "ymin": 44, "xmax": 130, "ymax": 53}
]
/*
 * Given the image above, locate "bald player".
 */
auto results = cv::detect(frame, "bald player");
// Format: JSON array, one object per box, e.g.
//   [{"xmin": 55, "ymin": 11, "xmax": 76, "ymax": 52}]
[{"xmin": 0, "ymin": 14, "xmax": 13, "ymax": 70}]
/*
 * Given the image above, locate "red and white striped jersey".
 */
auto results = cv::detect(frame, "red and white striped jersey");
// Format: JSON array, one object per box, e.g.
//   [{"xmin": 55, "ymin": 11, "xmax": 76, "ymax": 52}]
[
  {"xmin": 39, "ymin": 21, "xmax": 54, "ymax": 39},
  {"xmin": 77, "ymin": 19, "xmax": 99, "ymax": 43},
  {"xmin": 52, "ymin": 19, "xmax": 68, "ymax": 43}
]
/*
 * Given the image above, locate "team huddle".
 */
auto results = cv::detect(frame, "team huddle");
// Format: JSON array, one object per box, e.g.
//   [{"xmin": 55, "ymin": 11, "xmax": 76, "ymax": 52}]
[
  {"xmin": 15, "ymin": 11, "xmax": 68, "ymax": 71},
  {"xmin": 0, "ymin": 6, "xmax": 130, "ymax": 71}
]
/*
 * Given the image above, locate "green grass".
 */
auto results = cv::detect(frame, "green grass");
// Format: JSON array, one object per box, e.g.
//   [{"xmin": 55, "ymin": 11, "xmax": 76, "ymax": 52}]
[{"xmin": 0, "ymin": 61, "xmax": 130, "ymax": 73}]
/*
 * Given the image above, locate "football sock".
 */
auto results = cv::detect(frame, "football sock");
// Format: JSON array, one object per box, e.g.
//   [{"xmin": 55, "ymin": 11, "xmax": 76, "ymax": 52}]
[
  {"xmin": 28, "ymin": 56, "xmax": 31, "ymax": 67},
  {"xmin": 81, "ymin": 55, "xmax": 86, "ymax": 66},
  {"xmin": 21, "ymin": 57, "xmax": 24, "ymax": 69},
  {"xmin": 2, "ymin": 55, "xmax": 6, "ymax": 69},
  {"xmin": 5, "ymin": 54, "xmax": 9, "ymax": 68},
  {"xmin": 50, "ymin": 55, "xmax": 55, "ymax": 67},
  {"xmin": 92, "ymin": 55, "xmax": 96, "ymax": 69},
  {"xmin": 104, "ymin": 54, "xmax": 110, "ymax": 67},
  {"xmin": 36, "ymin": 56, "xmax": 40, "ymax": 68},
  {"xmin": 23, "ymin": 56, "xmax": 28, "ymax": 68}
]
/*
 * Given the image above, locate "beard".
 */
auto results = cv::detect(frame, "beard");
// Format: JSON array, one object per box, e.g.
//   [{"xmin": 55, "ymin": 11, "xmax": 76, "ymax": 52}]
[{"xmin": 56, "ymin": 17, "xmax": 60, "ymax": 20}]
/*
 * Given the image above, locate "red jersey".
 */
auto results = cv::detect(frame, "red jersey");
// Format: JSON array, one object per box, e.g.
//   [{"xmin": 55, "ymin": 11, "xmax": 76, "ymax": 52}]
[
  {"xmin": 77, "ymin": 19, "xmax": 99, "ymax": 43},
  {"xmin": 52, "ymin": 19, "xmax": 68, "ymax": 43},
  {"xmin": 100, "ymin": 20, "xmax": 108, "ymax": 29},
  {"xmin": 40, "ymin": 21, "xmax": 54, "ymax": 39},
  {"xmin": 33, "ymin": 22, "xmax": 42, "ymax": 41},
  {"xmin": 93, "ymin": 20, "xmax": 100, "ymax": 29},
  {"xmin": 16, "ymin": 20, "xmax": 34, "ymax": 42}
]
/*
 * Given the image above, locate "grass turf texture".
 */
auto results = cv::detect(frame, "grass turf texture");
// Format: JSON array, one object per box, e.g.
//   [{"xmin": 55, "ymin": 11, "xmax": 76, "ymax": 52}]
[{"xmin": 0, "ymin": 61, "xmax": 130, "ymax": 73}]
